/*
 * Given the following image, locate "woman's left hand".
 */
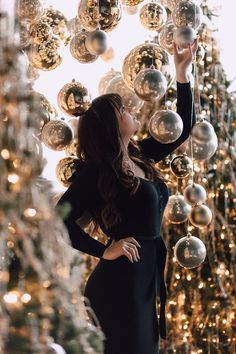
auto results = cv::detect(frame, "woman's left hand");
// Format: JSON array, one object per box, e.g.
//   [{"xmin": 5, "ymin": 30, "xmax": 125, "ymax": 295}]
[{"xmin": 173, "ymin": 37, "xmax": 199, "ymax": 83}]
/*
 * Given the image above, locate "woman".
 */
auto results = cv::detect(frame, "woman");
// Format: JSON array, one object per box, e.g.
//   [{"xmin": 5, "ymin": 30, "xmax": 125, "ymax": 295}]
[{"xmin": 56, "ymin": 40, "xmax": 198, "ymax": 354}]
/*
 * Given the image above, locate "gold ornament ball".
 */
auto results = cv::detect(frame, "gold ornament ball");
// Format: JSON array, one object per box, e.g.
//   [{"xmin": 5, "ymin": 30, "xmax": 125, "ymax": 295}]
[
  {"xmin": 41, "ymin": 120, "xmax": 73, "ymax": 151},
  {"xmin": 98, "ymin": 69, "xmax": 121, "ymax": 95},
  {"xmin": 174, "ymin": 234, "xmax": 206, "ymax": 269},
  {"xmin": 85, "ymin": 30, "xmax": 108, "ymax": 55},
  {"xmin": 159, "ymin": 21, "xmax": 176, "ymax": 55},
  {"xmin": 139, "ymin": 2, "xmax": 167, "ymax": 31},
  {"xmin": 100, "ymin": 47, "xmax": 115, "ymax": 63},
  {"xmin": 16, "ymin": 0, "xmax": 43, "ymax": 23},
  {"xmin": 57, "ymin": 81, "xmax": 92, "ymax": 116},
  {"xmin": 156, "ymin": 157, "xmax": 171, "ymax": 172},
  {"xmin": 164, "ymin": 194, "xmax": 191, "ymax": 224},
  {"xmin": 78, "ymin": 0, "xmax": 122, "ymax": 32},
  {"xmin": 189, "ymin": 204, "xmax": 212, "ymax": 228},
  {"xmin": 56, "ymin": 157, "xmax": 79, "ymax": 187},
  {"xmin": 42, "ymin": 8, "xmax": 71, "ymax": 45},
  {"xmin": 122, "ymin": 42, "xmax": 174, "ymax": 90},
  {"xmin": 159, "ymin": 0, "xmax": 176, "ymax": 11},
  {"xmin": 65, "ymin": 140, "xmax": 79, "ymax": 157},
  {"xmin": 172, "ymin": 0, "xmax": 202, "ymax": 29},
  {"xmin": 170, "ymin": 154, "xmax": 192, "ymax": 178},
  {"xmin": 28, "ymin": 36, "xmax": 64, "ymax": 71},
  {"xmin": 70, "ymin": 31, "xmax": 98, "ymax": 64},
  {"xmin": 105, "ymin": 75, "xmax": 143, "ymax": 113},
  {"xmin": 183, "ymin": 183, "xmax": 207, "ymax": 205},
  {"xmin": 134, "ymin": 68, "xmax": 167, "ymax": 101},
  {"xmin": 29, "ymin": 21, "xmax": 53, "ymax": 45},
  {"xmin": 149, "ymin": 109, "xmax": 183, "ymax": 143}
]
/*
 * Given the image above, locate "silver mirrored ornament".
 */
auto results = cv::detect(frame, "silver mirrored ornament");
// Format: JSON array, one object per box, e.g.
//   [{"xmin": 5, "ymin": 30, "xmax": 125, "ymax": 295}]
[
  {"xmin": 189, "ymin": 204, "xmax": 212, "ymax": 228},
  {"xmin": 134, "ymin": 68, "xmax": 167, "ymax": 101},
  {"xmin": 149, "ymin": 109, "xmax": 183, "ymax": 143},
  {"xmin": 191, "ymin": 119, "xmax": 215, "ymax": 144},
  {"xmin": 174, "ymin": 234, "xmax": 206, "ymax": 268},
  {"xmin": 172, "ymin": 0, "xmax": 202, "ymax": 29},
  {"xmin": 188, "ymin": 133, "xmax": 218, "ymax": 161},
  {"xmin": 85, "ymin": 29, "xmax": 108, "ymax": 55},
  {"xmin": 70, "ymin": 30, "xmax": 98, "ymax": 63},
  {"xmin": 183, "ymin": 183, "xmax": 207, "ymax": 205},
  {"xmin": 173, "ymin": 26, "xmax": 197, "ymax": 49},
  {"xmin": 164, "ymin": 194, "xmax": 191, "ymax": 224}
]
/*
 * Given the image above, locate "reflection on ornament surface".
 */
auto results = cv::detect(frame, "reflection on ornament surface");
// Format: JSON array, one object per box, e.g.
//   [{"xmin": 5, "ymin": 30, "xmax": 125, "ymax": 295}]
[{"xmin": 174, "ymin": 234, "xmax": 206, "ymax": 268}]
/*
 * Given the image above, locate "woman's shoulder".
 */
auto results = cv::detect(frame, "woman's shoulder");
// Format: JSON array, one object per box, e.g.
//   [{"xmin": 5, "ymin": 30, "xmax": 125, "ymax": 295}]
[{"xmin": 68, "ymin": 160, "xmax": 99, "ymax": 184}]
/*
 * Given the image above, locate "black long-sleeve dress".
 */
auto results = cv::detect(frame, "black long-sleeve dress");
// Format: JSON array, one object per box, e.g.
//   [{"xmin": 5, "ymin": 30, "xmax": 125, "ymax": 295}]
[{"xmin": 56, "ymin": 82, "xmax": 195, "ymax": 354}]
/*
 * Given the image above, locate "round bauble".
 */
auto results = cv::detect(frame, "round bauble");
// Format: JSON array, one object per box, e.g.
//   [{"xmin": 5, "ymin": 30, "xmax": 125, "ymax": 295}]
[
  {"xmin": 29, "ymin": 21, "xmax": 53, "ymax": 44},
  {"xmin": 57, "ymin": 81, "xmax": 92, "ymax": 116},
  {"xmin": 41, "ymin": 120, "xmax": 73, "ymax": 151},
  {"xmin": 183, "ymin": 183, "xmax": 207, "ymax": 205},
  {"xmin": 149, "ymin": 109, "xmax": 183, "ymax": 143},
  {"xmin": 159, "ymin": 21, "xmax": 176, "ymax": 55},
  {"xmin": 42, "ymin": 8, "xmax": 71, "ymax": 45},
  {"xmin": 78, "ymin": 0, "xmax": 121, "ymax": 32},
  {"xmin": 16, "ymin": 0, "xmax": 43, "ymax": 23},
  {"xmin": 85, "ymin": 29, "xmax": 108, "ymax": 55},
  {"xmin": 189, "ymin": 204, "xmax": 212, "ymax": 228},
  {"xmin": 139, "ymin": 2, "xmax": 167, "ymax": 31},
  {"xmin": 70, "ymin": 31, "xmax": 98, "ymax": 63},
  {"xmin": 134, "ymin": 68, "xmax": 167, "ymax": 101},
  {"xmin": 174, "ymin": 234, "xmax": 206, "ymax": 268},
  {"xmin": 173, "ymin": 26, "xmax": 197, "ymax": 49},
  {"xmin": 170, "ymin": 154, "xmax": 192, "ymax": 178},
  {"xmin": 56, "ymin": 157, "xmax": 79, "ymax": 187},
  {"xmin": 164, "ymin": 194, "xmax": 191, "ymax": 224},
  {"xmin": 172, "ymin": 0, "xmax": 202, "ymax": 29},
  {"xmin": 98, "ymin": 69, "xmax": 121, "ymax": 95},
  {"xmin": 191, "ymin": 120, "xmax": 215, "ymax": 144}
]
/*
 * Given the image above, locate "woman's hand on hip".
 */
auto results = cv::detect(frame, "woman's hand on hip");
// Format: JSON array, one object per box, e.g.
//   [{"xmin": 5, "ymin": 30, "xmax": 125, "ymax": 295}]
[{"xmin": 102, "ymin": 237, "xmax": 141, "ymax": 263}]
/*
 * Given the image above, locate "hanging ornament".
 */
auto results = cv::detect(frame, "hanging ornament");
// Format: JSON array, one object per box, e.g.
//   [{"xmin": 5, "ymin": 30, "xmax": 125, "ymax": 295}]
[
  {"xmin": 195, "ymin": 43, "xmax": 205, "ymax": 64},
  {"xmin": 191, "ymin": 119, "xmax": 216, "ymax": 144},
  {"xmin": 133, "ymin": 68, "xmax": 167, "ymax": 101},
  {"xmin": 100, "ymin": 47, "xmax": 115, "ymax": 62},
  {"xmin": 188, "ymin": 133, "xmax": 218, "ymax": 161},
  {"xmin": 57, "ymin": 80, "xmax": 92, "ymax": 116},
  {"xmin": 159, "ymin": 21, "xmax": 176, "ymax": 55},
  {"xmin": 98, "ymin": 69, "xmax": 121, "ymax": 95},
  {"xmin": 123, "ymin": 5, "xmax": 139, "ymax": 15},
  {"xmin": 174, "ymin": 233, "xmax": 206, "ymax": 268},
  {"xmin": 16, "ymin": 0, "xmax": 43, "ymax": 24},
  {"xmin": 70, "ymin": 30, "xmax": 98, "ymax": 63},
  {"xmin": 41, "ymin": 120, "xmax": 73, "ymax": 151},
  {"xmin": 173, "ymin": 26, "xmax": 197, "ymax": 49},
  {"xmin": 27, "ymin": 36, "xmax": 64, "ymax": 71},
  {"xmin": 139, "ymin": 2, "xmax": 167, "ymax": 31},
  {"xmin": 183, "ymin": 183, "xmax": 207, "ymax": 205},
  {"xmin": 172, "ymin": 0, "xmax": 202, "ymax": 29},
  {"xmin": 121, "ymin": 0, "xmax": 144, "ymax": 6},
  {"xmin": 170, "ymin": 154, "xmax": 192, "ymax": 178},
  {"xmin": 78, "ymin": 0, "xmax": 122, "ymax": 32},
  {"xmin": 85, "ymin": 29, "xmax": 108, "ymax": 55},
  {"xmin": 149, "ymin": 109, "xmax": 183, "ymax": 143},
  {"xmin": 29, "ymin": 21, "xmax": 53, "ymax": 45},
  {"xmin": 156, "ymin": 156, "xmax": 171, "ymax": 172},
  {"xmin": 42, "ymin": 8, "xmax": 71, "ymax": 45},
  {"xmin": 122, "ymin": 43, "xmax": 174, "ymax": 90},
  {"xmin": 67, "ymin": 17, "xmax": 82, "ymax": 35},
  {"xmin": 105, "ymin": 76, "xmax": 143, "ymax": 113},
  {"xmin": 164, "ymin": 193, "xmax": 191, "ymax": 224},
  {"xmin": 189, "ymin": 204, "xmax": 212, "ymax": 228},
  {"xmin": 56, "ymin": 157, "xmax": 79, "ymax": 187}
]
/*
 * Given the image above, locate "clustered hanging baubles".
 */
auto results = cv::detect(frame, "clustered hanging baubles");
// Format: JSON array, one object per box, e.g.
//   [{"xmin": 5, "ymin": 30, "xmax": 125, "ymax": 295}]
[
  {"xmin": 149, "ymin": 109, "xmax": 183, "ymax": 143},
  {"xmin": 134, "ymin": 68, "xmax": 167, "ymax": 101},
  {"xmin": 56, "ymin": 157, "xmax": 79, "ymax": 187},
  {"xmin": 105, "ymin": 75, "xmax": 143, "ymax": 113},
  {"xmin": 170, "ymin": 153, "xmax": 192, "ymax": 178},
  {"xmin": 78, "ymin": 0, "xmax": 122, "ymax": 32},
  {"xmin": 122, "ymin": 43, "xmax": 174, "ymax": 90},
  {"xmin": 174, "ymin": 233, "xmax": 207, "ymax": 268},
  {"xmin": 70, "ymin": 30, "xmax": 98, "ymax": 63},
  {"xmin": 57, "ymin": 80, "xmax": 92, "ymax": 116},
  {"xmin": 41, "ymin": 120, "xmax": 73, "ymax": 151},
  {"xmin": 139, "ymin": 2, "xmax": 167, "ymax": 31}
]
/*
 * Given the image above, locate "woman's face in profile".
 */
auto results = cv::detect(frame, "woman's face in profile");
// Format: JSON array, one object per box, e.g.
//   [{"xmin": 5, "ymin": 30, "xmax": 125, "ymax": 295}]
[{"xmin": 116, "ymin": 104, "xmax": 140, "ymax": 138}]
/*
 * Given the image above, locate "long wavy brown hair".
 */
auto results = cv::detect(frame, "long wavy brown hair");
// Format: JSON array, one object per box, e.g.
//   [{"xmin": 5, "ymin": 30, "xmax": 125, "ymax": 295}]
[{"xmin": 77, "ymin": 93, "xmax": 162, "ymax": 231}]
